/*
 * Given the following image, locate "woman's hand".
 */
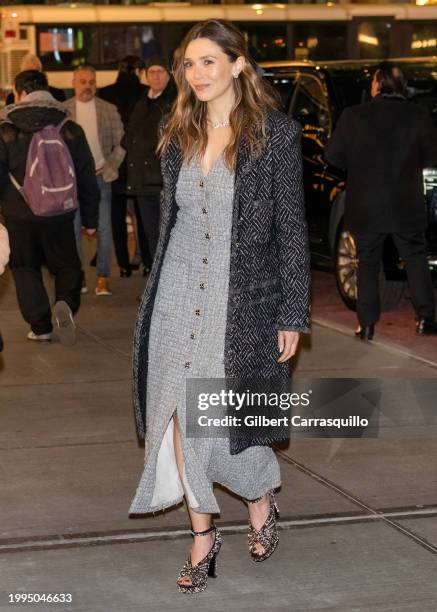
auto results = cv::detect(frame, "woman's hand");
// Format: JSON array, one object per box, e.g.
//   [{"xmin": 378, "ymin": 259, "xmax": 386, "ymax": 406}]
[{"xmin": 277, "ymin": 330, "xmax": 300, "ymax": 363}]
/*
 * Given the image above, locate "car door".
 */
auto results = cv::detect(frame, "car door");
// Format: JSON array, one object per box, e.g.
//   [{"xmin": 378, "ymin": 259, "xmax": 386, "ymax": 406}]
[{"xmin": 289, "ymin": 70, "xmax": 336, "ymax": 258}]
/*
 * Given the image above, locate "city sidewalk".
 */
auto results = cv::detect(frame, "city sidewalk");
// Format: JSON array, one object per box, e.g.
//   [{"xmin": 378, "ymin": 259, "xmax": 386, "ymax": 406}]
[{"xmin": 0, "ymin": 255, "xmax": 436, "ymax": 612}]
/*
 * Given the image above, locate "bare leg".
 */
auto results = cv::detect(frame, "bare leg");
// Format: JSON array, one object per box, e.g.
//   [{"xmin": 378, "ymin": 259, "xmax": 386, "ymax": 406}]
[{"xmin": 173, "ymin": 413, "xmax": 214, "ymax": 587}]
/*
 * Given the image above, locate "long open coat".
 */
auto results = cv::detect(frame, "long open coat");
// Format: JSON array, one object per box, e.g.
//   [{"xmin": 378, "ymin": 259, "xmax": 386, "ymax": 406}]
[{"xmin": 132, "ymin": 108, "xmax": 311, "ymax": 454}]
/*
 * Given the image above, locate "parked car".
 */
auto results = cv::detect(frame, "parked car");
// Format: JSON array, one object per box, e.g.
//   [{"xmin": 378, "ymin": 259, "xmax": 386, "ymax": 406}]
[{"xmin": 261, "ymin": 58, "xmax": 437, "ymax": 310}]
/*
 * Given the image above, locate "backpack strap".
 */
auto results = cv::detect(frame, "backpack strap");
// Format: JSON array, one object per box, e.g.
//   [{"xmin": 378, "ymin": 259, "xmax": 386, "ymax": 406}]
[
  {"xmin": 8, "ymin": 172, "xmax": 24, "ymax": 193},
  {"xmin": 56, "ymin": 117, "xmax": 70, "ymax": 133}
]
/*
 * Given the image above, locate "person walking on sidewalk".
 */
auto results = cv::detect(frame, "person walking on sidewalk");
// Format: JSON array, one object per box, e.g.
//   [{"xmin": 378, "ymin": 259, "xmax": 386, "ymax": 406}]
[
  {"xmin": 325, "ymin": 62, "xmax": 437, "ymax": 339},
  {"xmin": 99, "ymin": 55, "xmax": 149, "ymax": 278},
  {"xmin": 64, "ymin": 65, "xmax": 125, "ymax": 296},
  {"xmin": 129, "ymin": 20, "xmax": 310, "ymax": 594},
  {"xmin": 124, "ymin": 56, "xmax": 177, "ymax": 267},
  {"xmin": 0, "ymin": 70, "xmax": 99, "ymax": 344}
]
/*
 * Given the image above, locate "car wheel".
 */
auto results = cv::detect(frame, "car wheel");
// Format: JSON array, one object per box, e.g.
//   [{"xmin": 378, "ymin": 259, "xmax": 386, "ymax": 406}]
[
  {"xmin": 334, "ymin": 224, "xmax": 406, "ymax": 312},
  {"xmin": 335, "ymin": 226, "xmax": 358, "ymax": 310}
]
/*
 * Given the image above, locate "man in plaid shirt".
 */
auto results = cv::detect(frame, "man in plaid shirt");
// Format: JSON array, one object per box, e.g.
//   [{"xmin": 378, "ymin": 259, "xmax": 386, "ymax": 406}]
[{"xmin": 64, "ymin": 66, "xmax": 125, "ymax": 296}]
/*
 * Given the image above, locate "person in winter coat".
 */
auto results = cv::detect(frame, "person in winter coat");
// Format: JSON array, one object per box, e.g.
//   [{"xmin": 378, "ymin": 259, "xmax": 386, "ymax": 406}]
[
  {"xmin": 129, "ymin": 21, "xmax": 310, "ymax": 595},
  {"xmin": 0, "ymin": 70, "xmax": 99, "ymax": 344},
  {"xmin": 99, "ymin": 55, "xmax": 149, "ymax": 277},
  {"xmin": 123, "ymin": 56, "xmax": 177, "ymax": 265},
  {"xmin": 325, "ymin": 62, "xmax": 437, "ymax": 339}
]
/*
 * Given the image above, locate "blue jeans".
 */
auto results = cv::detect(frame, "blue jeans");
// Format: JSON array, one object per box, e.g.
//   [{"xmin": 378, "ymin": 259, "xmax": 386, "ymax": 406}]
[{"xmin": 74, "ymin": 175, "xmax": 112, "ymax": 278}]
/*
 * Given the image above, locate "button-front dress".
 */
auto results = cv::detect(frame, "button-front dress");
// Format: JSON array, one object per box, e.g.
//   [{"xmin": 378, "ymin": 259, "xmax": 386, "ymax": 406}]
[{"xmin": 129, "ymin": 153, "xmax": 281, "ymax": 515}]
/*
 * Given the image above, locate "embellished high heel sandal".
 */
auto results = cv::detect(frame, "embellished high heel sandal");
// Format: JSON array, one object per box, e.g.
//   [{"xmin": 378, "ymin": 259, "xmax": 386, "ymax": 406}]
[
  {"xmin": 247, "ymin": 491, "xmax": 279, "ymax": 562},
  {"xmin": 177, "ymin": 524, "xmax": 222, "ymax": 594}
]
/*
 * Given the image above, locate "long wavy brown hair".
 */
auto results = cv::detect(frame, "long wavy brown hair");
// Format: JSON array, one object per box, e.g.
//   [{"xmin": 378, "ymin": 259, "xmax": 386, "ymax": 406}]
[{"xmin": 157, "ymin": 19, "xmax": 280, "ymax": 170}]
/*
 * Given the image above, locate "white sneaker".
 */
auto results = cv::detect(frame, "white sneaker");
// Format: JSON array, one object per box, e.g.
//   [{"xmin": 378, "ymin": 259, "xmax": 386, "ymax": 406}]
[
  {"xmin": 27, "ymin": 331, "xmax": 52, "ymax": 342},
  {"xmin": 53, "ymin": 300, "xmax": 76, "ymax": 346}
]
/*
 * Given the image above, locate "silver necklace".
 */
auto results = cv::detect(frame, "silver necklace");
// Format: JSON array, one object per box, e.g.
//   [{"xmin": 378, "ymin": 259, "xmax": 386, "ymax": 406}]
[{"xmin": 208, "ymin": 119, "xmax": 230, "ymax": 129}]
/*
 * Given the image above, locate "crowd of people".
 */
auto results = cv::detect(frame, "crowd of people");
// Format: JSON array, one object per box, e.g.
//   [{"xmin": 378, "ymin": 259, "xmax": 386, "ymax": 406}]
[
  {"xmin": 0, "ymin": 51, "xmax": 176, "ymax": 345},
  {"xmin": 1, "ymin": 18, "xmax": 437, "ymax": 597},
  {"xmin": 1, "ymin": 45, "xmax": 437, "ymax": 350}
]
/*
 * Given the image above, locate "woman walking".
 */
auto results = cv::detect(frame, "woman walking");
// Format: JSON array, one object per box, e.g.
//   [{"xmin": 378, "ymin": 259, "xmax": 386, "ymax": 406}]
[{"xmin": 130, "ymin": 20, "xmax": 310, "ymax": 594}]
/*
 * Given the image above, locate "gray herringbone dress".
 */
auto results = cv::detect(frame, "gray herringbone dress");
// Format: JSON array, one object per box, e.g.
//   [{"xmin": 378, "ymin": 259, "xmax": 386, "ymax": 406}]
[{"xmin": 129, "ymin": 153, "xmax": 281, "ymax": 515}]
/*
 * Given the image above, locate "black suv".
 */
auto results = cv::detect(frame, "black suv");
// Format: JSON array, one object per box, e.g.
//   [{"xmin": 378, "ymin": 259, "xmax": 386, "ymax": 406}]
[{"xmin": 261, "ymin": 59, "xmax": 437, "ymax": 310}]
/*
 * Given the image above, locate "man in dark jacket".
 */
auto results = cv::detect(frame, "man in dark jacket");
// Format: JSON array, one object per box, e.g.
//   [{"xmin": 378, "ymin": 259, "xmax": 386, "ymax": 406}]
[
  {"xmin": 123, "ymin": 56, "xmax": 177, "ymax": 264},
  {"xmin": 0, "ymin": 70, "xmax": 99, "ymax": 344},
  {"xmin": 99, "ymin": 55, "xmax": 148, "ymax": 277},
  {"xmin": 325, "ymin": 62, "xmax": 437, "ymax": 337}
]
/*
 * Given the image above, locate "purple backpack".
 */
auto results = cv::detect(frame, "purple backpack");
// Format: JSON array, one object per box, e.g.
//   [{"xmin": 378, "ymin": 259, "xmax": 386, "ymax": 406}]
[{"xmin": 9, "ymin": 118, "xmax": 78, "ymax": 217}]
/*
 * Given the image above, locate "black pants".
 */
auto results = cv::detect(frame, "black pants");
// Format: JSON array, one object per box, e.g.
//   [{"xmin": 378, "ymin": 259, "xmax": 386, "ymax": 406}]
[
  {"xmin": 111, "ymin": 188, "xmax": 152, "ymax": 269},
  {"xmin": 355, "ymin": 231, "xmax": 435, "ymax": 326},
  {"xmin": 111, "ymin": 187, "xmax": 130, "ymax": 270},
  {"xmin": 6, "ymin": 217, "xmax": 82, "ymax": 334},
  {"xmin": 137, "ymin": 194, "xmax": 161, "ymax": 264}
]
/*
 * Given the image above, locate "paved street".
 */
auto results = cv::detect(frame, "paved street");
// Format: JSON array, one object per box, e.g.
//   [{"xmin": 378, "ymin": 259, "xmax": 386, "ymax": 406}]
[{"xmin": 0, "ymin": 251, "xmax": 436, "ymax": 612}]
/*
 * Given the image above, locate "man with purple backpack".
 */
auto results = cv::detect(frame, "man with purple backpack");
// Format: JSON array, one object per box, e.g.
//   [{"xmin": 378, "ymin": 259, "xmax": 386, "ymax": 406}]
[{"xmin": 0, "ymin": 70, "xmax": 99, "ymax": 345}]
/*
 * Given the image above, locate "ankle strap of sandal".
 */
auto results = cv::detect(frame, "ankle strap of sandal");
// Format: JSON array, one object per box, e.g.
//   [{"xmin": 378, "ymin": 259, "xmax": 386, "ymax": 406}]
[{"xmin": 191, "ymin": 524, "xmax": 216, "ymax": 537}]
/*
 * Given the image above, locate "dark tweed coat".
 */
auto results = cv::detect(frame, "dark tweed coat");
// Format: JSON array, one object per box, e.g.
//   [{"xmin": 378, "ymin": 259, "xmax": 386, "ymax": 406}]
[{"xmin": 132, "ymin": 108, "xmax": 311, "ymax": 454}]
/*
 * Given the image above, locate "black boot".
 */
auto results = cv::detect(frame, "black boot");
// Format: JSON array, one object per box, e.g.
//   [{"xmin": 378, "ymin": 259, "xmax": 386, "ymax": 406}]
[
  {"xmin": 355, "ymin": 324, "xmax": 375, "ymax": 341},
  {"xmin": 416, "ymin": 319, "xmax": 437, "ymax": 335},
  {"xmin": 120, "ymin": 267, "xmax": 132, "ymax": 278}
]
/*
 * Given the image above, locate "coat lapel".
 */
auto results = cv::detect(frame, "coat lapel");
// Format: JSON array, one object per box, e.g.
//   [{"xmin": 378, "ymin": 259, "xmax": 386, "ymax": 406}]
[
  {"xmin": 95, "ymin": 97, "xmax": 106, "ymax": 149},
  {"xmin": 235, "ymin": 136, "xmax": 255, "ymax": 185},
  {"xmin": 162, "ymin": 137, "xmax": 183, "ymax": 201},
  {"xmin": 66, "ymin": 99, "xmax": 76, "ymax": 121},
  {"xmin": 231, "ymin": 135, "xmax": 265, "ymax": 247},
  {"xmin": 234, "ymin": 134, "xmax": 266, "ymax": 197}
]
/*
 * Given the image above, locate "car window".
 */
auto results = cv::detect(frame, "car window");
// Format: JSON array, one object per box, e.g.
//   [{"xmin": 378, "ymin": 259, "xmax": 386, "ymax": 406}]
[
  {"xmin": 291, "ymin": 74, "xmax": 332, "ymax": 134},
  {"xmin": 331, "ymin": 75, "xmax": 371, "ymax": 109},
  {"xmin": 263, "ymin": 72, "xmax": 299, "ymax": 114},
  {"xmin": 405, "ymin": 68, "xmax": 437, "ymax": 126}
]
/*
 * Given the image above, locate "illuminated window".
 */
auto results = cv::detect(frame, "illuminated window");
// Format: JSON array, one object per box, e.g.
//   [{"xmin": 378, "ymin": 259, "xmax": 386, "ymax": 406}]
[{"xmin": 411, "ymin": 23, "xmax": 437, "ymax": 57}]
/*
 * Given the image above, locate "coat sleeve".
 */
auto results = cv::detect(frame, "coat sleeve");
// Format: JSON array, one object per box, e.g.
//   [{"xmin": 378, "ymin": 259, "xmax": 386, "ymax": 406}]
[
  {"xmin": 273, "ymin": 118, "xmax": 311, "ymax": 333},
  {"xmin": 105, "ymin": 106, "xmax": 125, "ymax": 171},
  {"xmin": 324, "ymin": 110, "xmax": 348, "ymax": 170}
]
